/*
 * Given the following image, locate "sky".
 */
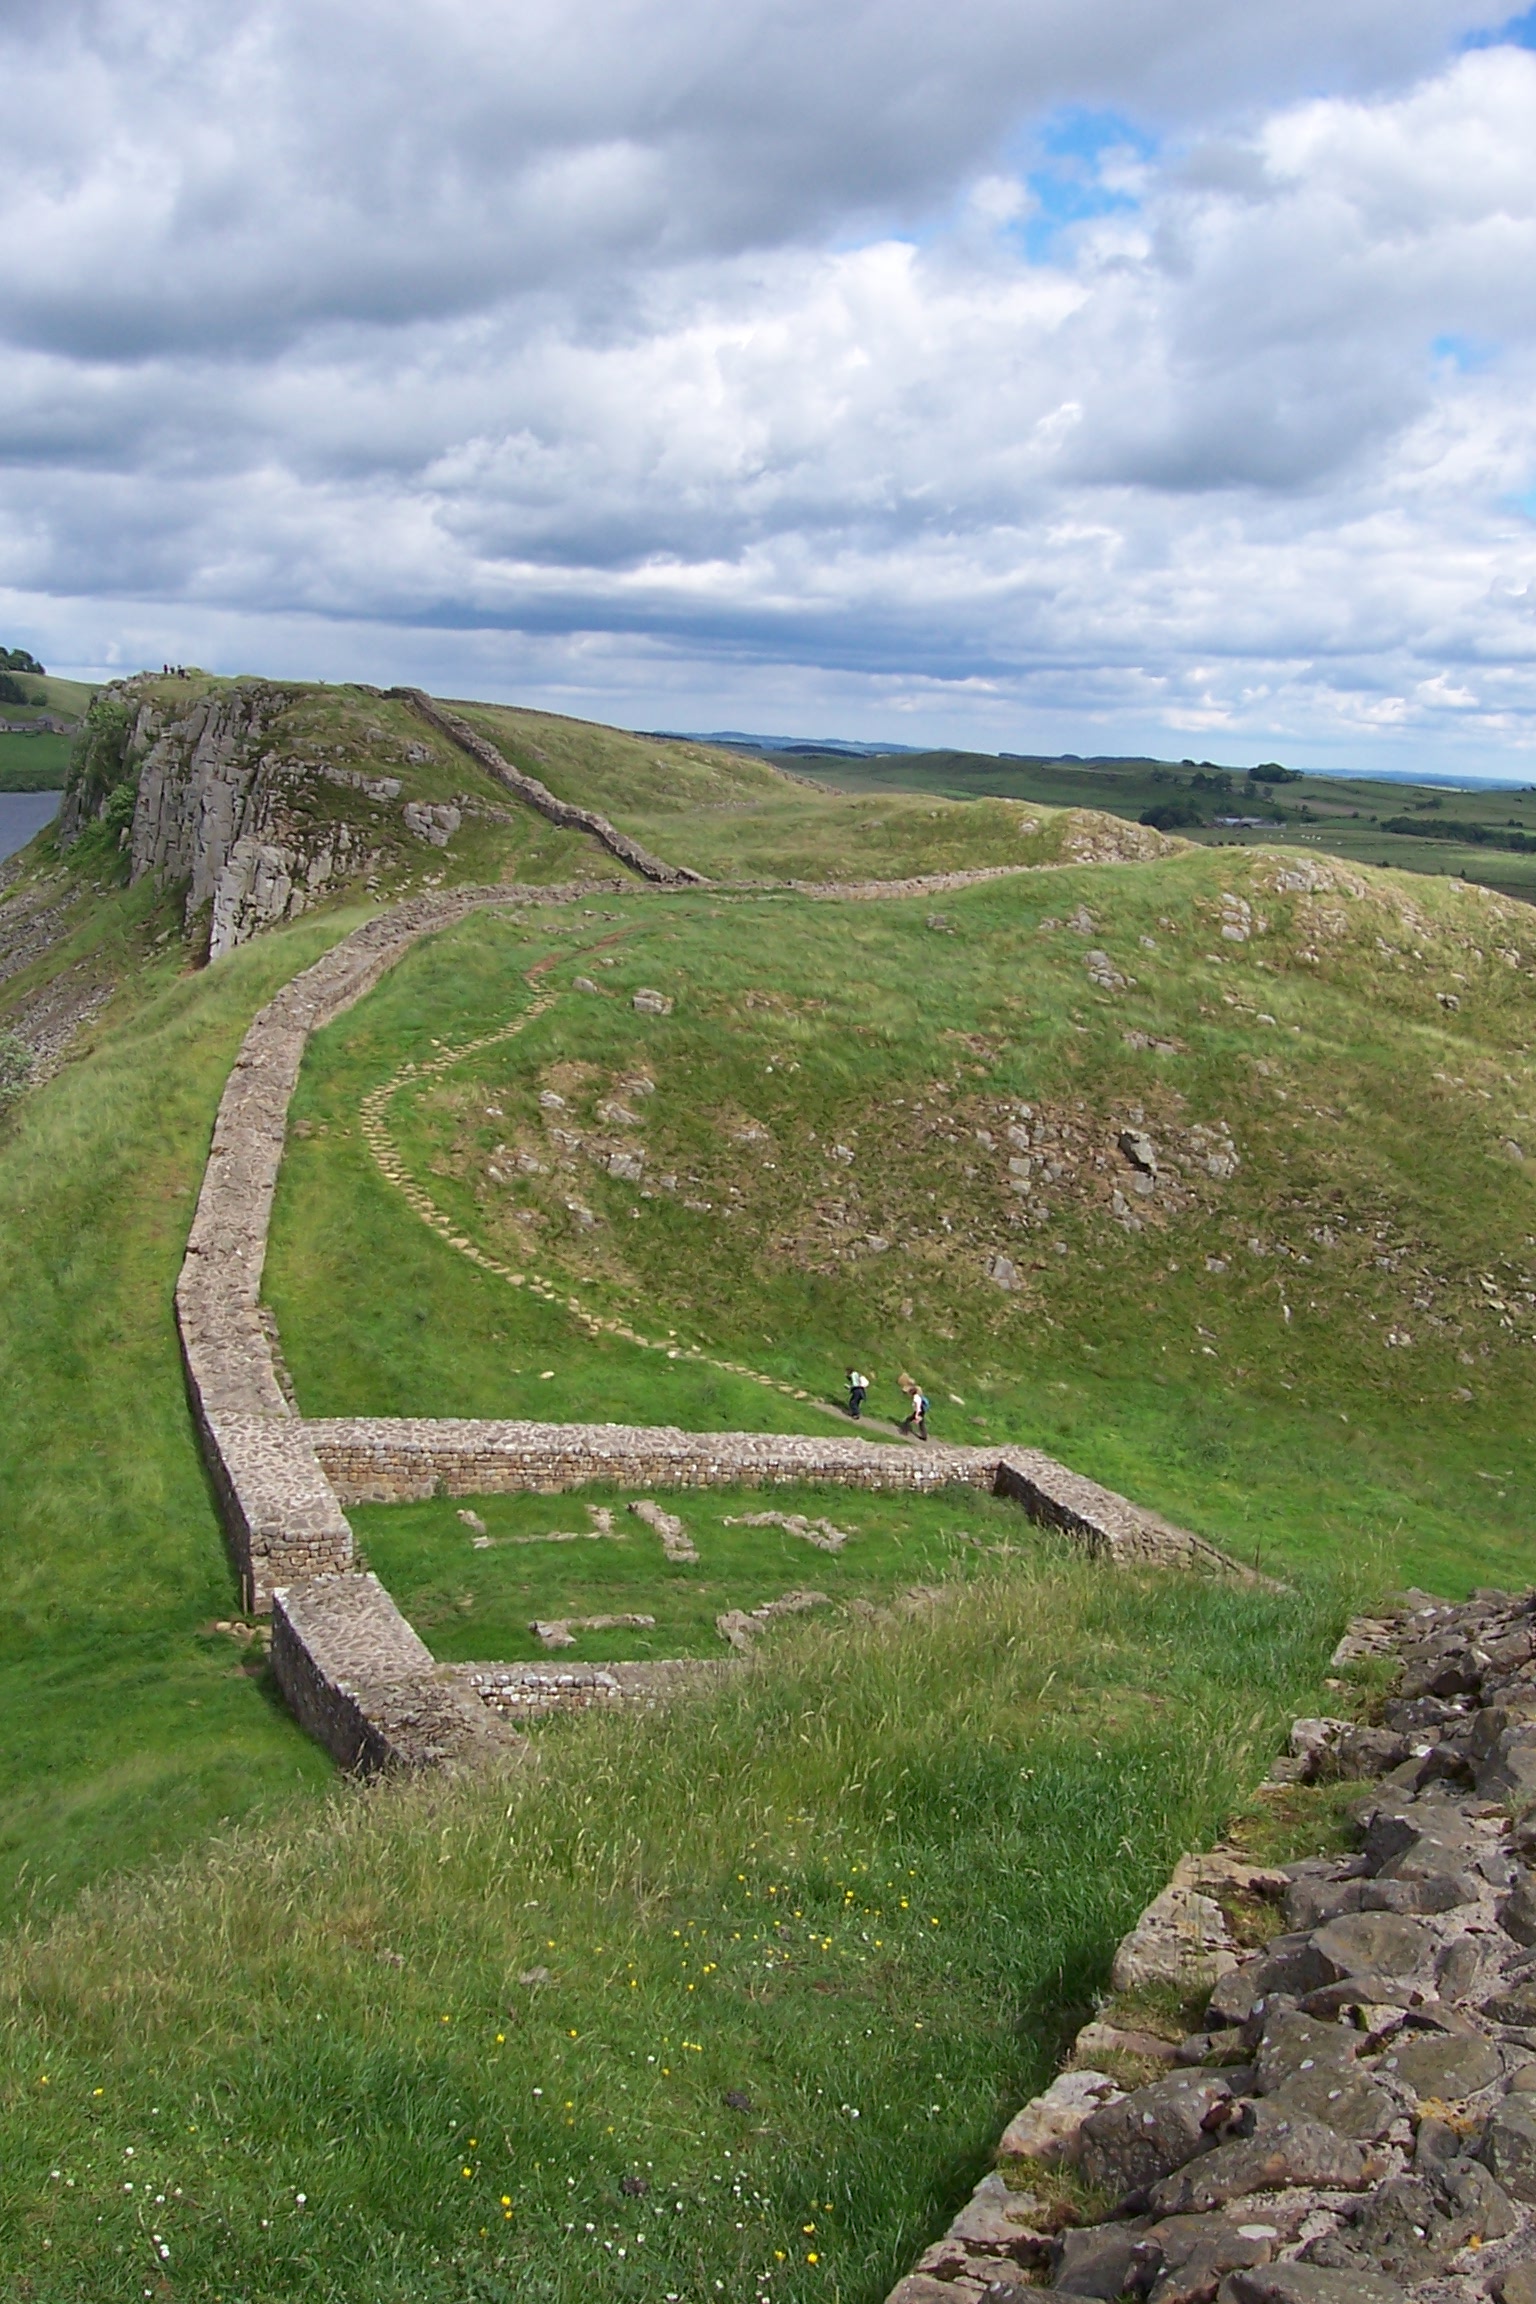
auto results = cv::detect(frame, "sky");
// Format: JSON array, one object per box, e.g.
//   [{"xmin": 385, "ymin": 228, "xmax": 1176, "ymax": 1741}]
[{"xmin": 3, "ymin": 0, "xmax": 1536, "ymax": 772}]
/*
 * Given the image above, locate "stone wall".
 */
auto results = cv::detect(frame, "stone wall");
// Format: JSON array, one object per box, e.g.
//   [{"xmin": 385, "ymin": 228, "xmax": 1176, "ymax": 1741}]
[
  {"xmin": 176, "ymin": 880, "xmax": 620, "ymax": 1769},
  {"xmin": 305, "ymin": 1417, "xmax": 1235, "ymax": 1573},
  {"xmin": 272, "ymin": 1573, "xmax": 514, "ymax": 1771},
  {"xmin": 392, "ymin": 689, "xmax": 706, "ymax": 888},
  {"xmin": 178, "ymin": 881, "xmax": 628, "ymax": 1596},
  {"xmin": 885, "ymin": 1591, "xmax": 1536, "ymax": 2304}
]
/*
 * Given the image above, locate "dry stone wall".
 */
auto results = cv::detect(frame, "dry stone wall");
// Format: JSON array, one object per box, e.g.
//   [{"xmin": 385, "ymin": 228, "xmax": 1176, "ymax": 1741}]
[
  {"xmin": 272, "ymin": 1573, "xmax": 509, "ymax": 1772},
  {"xmin": 176, "ymin": 878, "xmax": 626, "ymax": 1770},
  {"xmin": 392, "ymin": 690, "xmax": 705, "ymax": 888},
  {"xmin": 888, "ymin": 1590, "xmax": 1536, "ymax": 2304}
]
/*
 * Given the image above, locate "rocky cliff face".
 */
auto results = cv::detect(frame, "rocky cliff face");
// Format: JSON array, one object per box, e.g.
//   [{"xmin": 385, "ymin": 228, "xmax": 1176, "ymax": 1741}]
[
  {"xmin": 58, "ymin": 680, "xmax": 506, "ymax": 958},
  {"xmin": 125, "ymin": 684, "xmax": 399, "ymax": 958}
]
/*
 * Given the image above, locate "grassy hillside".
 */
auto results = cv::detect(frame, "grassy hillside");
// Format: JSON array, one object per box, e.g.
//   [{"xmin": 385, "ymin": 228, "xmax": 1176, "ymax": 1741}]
[
  {"xmin": 3, "ymin": 676, "xmax": 1534, "ymax": 2299},
  {"xmin": 0, "ymin": 904, "xmax": 361, "ymax": 1922},
  {"xmin": 267, "ymin": 845, "xmax": 1536, "ymax": 1600},
  {"xmin": 799, "ymin": 747, "xmax": 1536, "ymax": 902},
  {"xmin": 0, "ymin": 671, "xmax": 96, "ymax": 724},
  {"xmin": 28, "ymin": 673, "xmax": 97, "ymax": 722},
  {"xmin": 447, "ymin": 697, "xmax": 798, "ymax": 815},
  {"xmin": 615, "ymin": 789, "xmax": 1169, "ymax": 883}
]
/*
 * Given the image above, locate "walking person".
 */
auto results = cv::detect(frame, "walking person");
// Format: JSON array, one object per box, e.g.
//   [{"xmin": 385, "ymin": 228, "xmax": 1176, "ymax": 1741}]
[
  {"xmin": 899, "ymin": 1378, "xmax": 929, "ymax": 1441},
  {"xmin": 846, "ymin": 1367, "xmax": 870, "ymax": 1420}
]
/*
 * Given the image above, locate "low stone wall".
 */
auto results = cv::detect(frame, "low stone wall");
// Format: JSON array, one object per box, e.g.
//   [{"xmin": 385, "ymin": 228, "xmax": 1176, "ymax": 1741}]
[
  {"xmin": 308, "ymin": 1415, "xmax": 996, "ymax": 1501},
  {"xmin": 305, "ymin": 1417, "xmax": 1233, "ymax": 1572},
  {"xmin": 887, "ymin": 1588, "xmax": 1536, "ymax": 2304},
  {"xmin": 393, "ymin": 689, "xmax": 705, "ymax": 888},
  {"xmin": 272, "ymin": 1573, "xmax": 516, "ymax": 1772},
  {"xmin": 176, "ymin": 879, "xmax": 618, "ymax": 1606}
]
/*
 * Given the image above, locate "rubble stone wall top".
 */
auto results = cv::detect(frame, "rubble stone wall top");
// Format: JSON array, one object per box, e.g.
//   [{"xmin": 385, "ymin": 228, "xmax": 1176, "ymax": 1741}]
[{"xmin": 890, "ymin": 1588, "xmax": 1536, "ymax": 2304}]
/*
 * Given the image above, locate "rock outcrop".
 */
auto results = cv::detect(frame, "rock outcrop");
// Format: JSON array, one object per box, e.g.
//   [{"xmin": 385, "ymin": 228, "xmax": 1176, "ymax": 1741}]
[
  {"xmin": 56, "ymin": 679, "xmax": 574, "ymax": 959},
  {"xmin": 128, "ymin": 685, "xmax": 393, "ymax": 956}
]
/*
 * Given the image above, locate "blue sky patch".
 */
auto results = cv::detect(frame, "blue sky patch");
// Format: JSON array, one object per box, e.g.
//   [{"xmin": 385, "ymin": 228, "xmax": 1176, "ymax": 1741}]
[
  {"xmin": 1433, "ymin": 333, "xmax": 1500, "ymax": 371},
  {"xmin": 1462, "ymin": 5, "xmax": 1536, "ymax": 47},
  {"xmin": 1012, "ymin": 107, "xmax": 1157, "ymax": 264}
]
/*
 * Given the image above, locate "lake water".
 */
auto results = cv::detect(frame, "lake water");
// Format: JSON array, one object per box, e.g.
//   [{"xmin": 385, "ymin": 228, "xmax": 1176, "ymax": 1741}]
[{"xmin": 0, "ymin": 790, "xmax": 60, "ymax": 861}]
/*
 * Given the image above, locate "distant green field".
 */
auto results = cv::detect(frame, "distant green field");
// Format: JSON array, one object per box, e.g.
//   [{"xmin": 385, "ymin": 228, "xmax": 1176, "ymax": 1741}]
[
  {"xmin": 792, "ymin": 748, "xmax": 1536, "ymax": 903},
  {"xmin": 0, "ymin": 729, "xmax": 72, "ymax": 790}
]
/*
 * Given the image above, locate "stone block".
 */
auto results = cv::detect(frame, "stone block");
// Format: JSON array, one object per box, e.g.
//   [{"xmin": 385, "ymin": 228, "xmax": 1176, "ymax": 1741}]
[
  {"xmin": 997, "ymin": 2071, "xmax": 1123, "ymax": 2164},
  {"xmin": 1111, "ymin": 1884, "xmax": 1237, "ymax": 1995}
]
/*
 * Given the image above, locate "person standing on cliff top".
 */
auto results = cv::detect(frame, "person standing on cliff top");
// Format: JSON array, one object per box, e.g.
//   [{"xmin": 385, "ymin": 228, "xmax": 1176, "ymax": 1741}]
[{"xmin": 846, "ymin": 1368, "xmax": 870, "ymax": 1419}]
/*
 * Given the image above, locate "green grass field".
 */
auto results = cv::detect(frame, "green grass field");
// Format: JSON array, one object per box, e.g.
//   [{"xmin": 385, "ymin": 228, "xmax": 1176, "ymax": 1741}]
[
  {"xmin": 0, "ymin": 1560, "xmax": 1348, "ymax": 2304},
  {"xmin": 3, "ymin": 680, "xmax": 1535, "ymax": 2302},
  {"xmin": 355, "ymin": 1482, "xmax": 1033, "ymax": 1665},
  {"xmin": 0, "ymin": 731, "xmax": 72, "ymax": 791}
]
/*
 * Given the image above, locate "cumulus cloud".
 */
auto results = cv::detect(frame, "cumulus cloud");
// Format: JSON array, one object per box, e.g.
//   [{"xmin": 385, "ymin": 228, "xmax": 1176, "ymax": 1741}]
[{"xmin": 1, "ymin": 0, "xmax": 1535, "ymax": 766}]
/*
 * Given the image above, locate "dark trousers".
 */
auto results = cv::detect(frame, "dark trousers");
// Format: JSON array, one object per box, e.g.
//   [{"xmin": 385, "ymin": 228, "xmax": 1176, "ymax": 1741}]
[{"xmin": 848, "ymin": 1387, "xmax": 866, "ymax": 1419}]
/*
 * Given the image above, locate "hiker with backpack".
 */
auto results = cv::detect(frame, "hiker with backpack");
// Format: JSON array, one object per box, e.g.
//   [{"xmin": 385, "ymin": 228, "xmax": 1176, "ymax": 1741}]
[
  {"xmin": 846, "ymin": 1367, "xmax": 870, "ymax": 1420},
  {"xmin": 899, "ymin": 1378, "xmax": 929, "ymax": 1441}
]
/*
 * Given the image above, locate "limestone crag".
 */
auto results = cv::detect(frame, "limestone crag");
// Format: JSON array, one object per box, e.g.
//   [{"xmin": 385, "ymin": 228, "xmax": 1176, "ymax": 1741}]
[
  {"xmin": 63, "ymin": 680, "xmax": 519, "ymax": 957},
  {"xmin": 890, "ymin": 1590, "xmax": 1536, "ymax": 2304},
  {"xmin": 54, "ymin": 682, "xmax": 383, "ymax": 953}
]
